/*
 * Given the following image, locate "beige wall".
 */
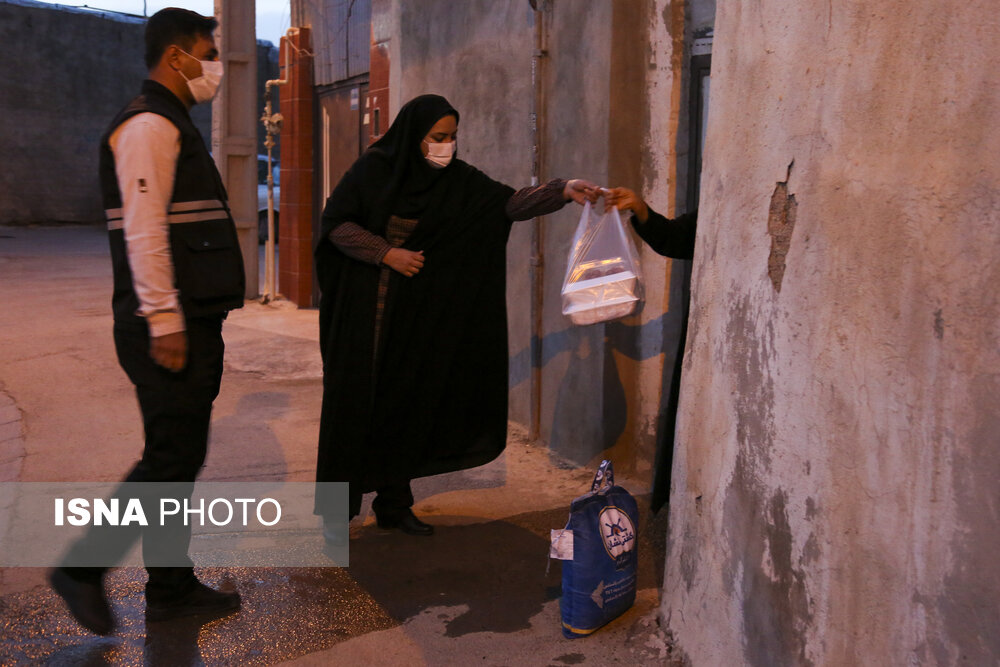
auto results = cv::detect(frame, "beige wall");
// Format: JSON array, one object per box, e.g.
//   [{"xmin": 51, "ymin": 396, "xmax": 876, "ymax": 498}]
[{"xmin": 663, "ymin": 0, "xmax": 1000, "ymax": 664}]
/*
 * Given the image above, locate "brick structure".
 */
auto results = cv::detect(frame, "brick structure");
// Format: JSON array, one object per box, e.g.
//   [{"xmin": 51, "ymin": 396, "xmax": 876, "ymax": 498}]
[
  {"xmin": 278, "ymin": 28, "xmax": 315, "ymax": 307},
  {"xmin": 367, "ymin": 34, "xmax": 389, "ymax": 144}
]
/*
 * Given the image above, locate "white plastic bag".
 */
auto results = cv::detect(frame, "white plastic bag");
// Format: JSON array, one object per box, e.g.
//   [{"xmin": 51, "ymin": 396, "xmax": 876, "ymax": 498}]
[{"xmin": 561, "ymin": 201, "xmax": 644, "ymax": 326}]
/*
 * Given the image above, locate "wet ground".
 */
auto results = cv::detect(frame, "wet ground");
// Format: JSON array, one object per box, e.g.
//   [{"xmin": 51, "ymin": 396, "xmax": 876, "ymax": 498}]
[
  {"xmin": 1, "ymin": 464, "xmax": 671, "ymax": 665},
  {"xmin": 1, "ymin": 567, "xmax": 392, "ymax": 665}
]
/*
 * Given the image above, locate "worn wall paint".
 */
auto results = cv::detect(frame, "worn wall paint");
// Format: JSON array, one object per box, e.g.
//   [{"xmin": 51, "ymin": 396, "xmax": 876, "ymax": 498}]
[
  {"xmin": 663, "ymin": 0, "xmax": 1000, "ymax": 664},
  {"xmin": 766, "ymin": 164, "xmax": 797, "ymax": 292}
]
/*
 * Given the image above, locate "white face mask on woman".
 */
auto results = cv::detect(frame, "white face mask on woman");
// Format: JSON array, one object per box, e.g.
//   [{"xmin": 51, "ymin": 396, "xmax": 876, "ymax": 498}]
[
  {"xmin": 178, "ymin": 49, "xmax": 224, "ymax": 104},
  {"xmin": 424, "ymin": 140, "xmax": 456, "ymax": 169}
]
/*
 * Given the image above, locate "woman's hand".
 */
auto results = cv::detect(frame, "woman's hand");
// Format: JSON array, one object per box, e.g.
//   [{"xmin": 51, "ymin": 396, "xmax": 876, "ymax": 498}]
[
  {"xmin": 604, "ymin": 187, "xmax": 649, "ymax": 223},
  {"xmin": 383, "ymin": 248, "xmax": 425, "ymax": 277},
  {"xmin": 564, "ymin": 179, "xmax": 601, "ymax": 205}
]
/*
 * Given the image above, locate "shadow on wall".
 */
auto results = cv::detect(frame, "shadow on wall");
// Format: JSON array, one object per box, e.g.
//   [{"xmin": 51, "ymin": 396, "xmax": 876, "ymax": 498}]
[
  {"xmin": 548, "ymin": 325, "xmax": 629, "ymax": 464},
  {"xmin": 510, "ymin": 262, "xmax": 690, "ymax": 469}
]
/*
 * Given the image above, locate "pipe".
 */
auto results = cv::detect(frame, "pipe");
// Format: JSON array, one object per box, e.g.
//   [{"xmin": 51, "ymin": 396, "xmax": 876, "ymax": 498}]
[
  {"xmin": 261, "ymin": 34, "xmax": 292, "ymax": 303},
  {"xmin": 529, "ymin": 1, "xmax": 550, "ymax": 441}
]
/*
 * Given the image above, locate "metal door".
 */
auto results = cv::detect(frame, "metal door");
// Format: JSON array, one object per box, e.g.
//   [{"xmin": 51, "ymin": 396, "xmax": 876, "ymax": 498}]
[{"xmin": 312, "ymin": 79, "xmax": 370, "ymax": 305}]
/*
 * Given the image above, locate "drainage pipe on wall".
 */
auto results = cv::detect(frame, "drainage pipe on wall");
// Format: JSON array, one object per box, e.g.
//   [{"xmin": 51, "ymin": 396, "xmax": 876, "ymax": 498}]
[
  {"xmin": 529, "ymin": 0, "xmax": 550, "ymax": 440},
  {"xmin": 261, "ymin": 35, "xmax": 291, "ymax": 303}
]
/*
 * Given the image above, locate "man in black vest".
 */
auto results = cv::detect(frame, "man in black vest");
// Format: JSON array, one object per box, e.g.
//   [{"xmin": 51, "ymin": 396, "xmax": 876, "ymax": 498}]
[{"xmin": 49, "ymin": 8, "xmax": 245, "ymax": 635}]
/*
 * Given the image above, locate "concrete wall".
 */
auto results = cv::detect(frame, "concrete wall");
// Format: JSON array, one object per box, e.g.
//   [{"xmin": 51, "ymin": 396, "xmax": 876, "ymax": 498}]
[
  {"xmin": 662, "ymin": 0, "xmax": 1000, "ymax": 664},
  {"xmin": 381, "ymin": 0, "xmax": 691, "ymax": 480},
  {"xmin": 538, "ymin": 0, "xmax": 661, "ymax": 474},
  {"xmin": 1, "ymin": 1, "xmax": 145, "ymax": 223},
  {"xmin": 298, "ymin": 0, "xmax": 370, "ymax": 86},
  {"xmin": 387, "ymin": 0, "xmax": 537, "ymax": 427},
  {"xmin": 0, "ymin": 0, "xmax": 276, "ymax": 225}
]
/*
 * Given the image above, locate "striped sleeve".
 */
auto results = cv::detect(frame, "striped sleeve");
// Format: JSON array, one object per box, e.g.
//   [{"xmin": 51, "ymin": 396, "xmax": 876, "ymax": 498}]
[
  {"xmin": 505, "ymin": 178, "xmax": 569, "ymax": 221},
  {"xmin": 328, "ymin": 222, "xmax": 391, "ymax": 264}
]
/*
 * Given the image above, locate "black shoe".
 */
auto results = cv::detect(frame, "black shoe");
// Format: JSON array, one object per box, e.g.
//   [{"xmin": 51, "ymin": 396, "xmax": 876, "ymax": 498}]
[
  {"xmin": 146, "ymin": 580, "xmax": 241, "ymax": 623},
  {"xmin": 49, "ymin": 568, "xmax": 114, "ymax": 636},
  {"xmin": 376, "ymin": 509, "xmax": 434, "ymax": 536}
]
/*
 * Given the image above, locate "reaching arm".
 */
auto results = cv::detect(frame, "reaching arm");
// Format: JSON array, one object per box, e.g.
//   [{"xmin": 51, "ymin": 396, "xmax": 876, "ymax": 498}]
[
  {"xmin": 505, "ymin": 179, "xmax": 567, "ymax": 221},
  {"xmin": 604, "ymin": 186, "xmax": 697, "ymax": 260},
  {"xmin": 505, "ymin": 178, "xmax": 600, "ymax": 221},
  {"xmin": 632, "ymin": 207, "xmax": 698, "ymax": 260}
]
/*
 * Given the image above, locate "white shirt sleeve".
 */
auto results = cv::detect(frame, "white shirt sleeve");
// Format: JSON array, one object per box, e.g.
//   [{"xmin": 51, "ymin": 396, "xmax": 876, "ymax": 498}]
[{"xmin": 109, "ymin": 112, "xmax": 185, "ymax": 337}]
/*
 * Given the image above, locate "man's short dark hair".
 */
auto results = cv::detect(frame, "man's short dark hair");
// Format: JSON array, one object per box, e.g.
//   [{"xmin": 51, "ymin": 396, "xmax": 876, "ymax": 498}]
[{"xmin": 145, "ymin": 8, "xmax": 218, "ymax": 69}]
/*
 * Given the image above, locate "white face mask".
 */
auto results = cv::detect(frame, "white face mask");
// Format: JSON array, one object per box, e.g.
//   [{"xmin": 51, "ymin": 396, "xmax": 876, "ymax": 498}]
[
  {"xmin": 178, "ymin": 49, "xmax": 224, "ymax": 104},
  {"xmin": 424, "ymin": 140, "xmax": 455, "ymax": 169}
]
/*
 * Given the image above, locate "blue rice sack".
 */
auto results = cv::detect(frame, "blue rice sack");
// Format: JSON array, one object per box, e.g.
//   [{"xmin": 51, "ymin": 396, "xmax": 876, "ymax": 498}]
[{"xmin": 551, "ymin": 459, "xmax": 638, "ymax": 638}]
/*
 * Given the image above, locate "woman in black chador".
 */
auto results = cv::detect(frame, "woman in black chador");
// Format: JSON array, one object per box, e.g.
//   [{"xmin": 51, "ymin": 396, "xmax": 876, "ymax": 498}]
[{"xmin": 315, "ymin": 94, "xmax": 597, "ymax": 536}]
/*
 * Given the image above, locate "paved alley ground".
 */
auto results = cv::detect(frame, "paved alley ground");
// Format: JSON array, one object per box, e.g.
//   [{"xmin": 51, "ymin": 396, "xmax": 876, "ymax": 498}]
[{"xmin": 0, "ymin": 225, "xmax": 672, "ymax": 666}]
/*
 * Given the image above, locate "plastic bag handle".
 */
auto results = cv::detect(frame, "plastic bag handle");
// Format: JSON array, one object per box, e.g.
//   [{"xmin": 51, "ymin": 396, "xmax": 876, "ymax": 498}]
[
  {"xmin": 591, "ymin": 459, "xmax": 615, "ymax": 493},
  {"xmin": 562, "ymin": 200, "xmax": 593, "ymax": 288}
]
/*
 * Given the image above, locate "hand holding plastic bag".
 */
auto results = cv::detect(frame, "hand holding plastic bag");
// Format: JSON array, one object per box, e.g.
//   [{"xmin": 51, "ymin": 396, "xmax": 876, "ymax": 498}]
[{"xmin": 560, "ymin": 199, "xmax": 644, "ymax": 326}]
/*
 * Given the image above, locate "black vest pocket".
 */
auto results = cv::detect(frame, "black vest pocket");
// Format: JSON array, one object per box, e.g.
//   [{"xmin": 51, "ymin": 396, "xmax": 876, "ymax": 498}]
[{"xmin": 171, "ymin": 220, "xmax": 245, "ymax": 305}]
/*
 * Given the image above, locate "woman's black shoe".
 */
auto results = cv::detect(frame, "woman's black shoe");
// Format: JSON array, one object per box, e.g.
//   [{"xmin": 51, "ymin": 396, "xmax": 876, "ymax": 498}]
[{"xmin": 376, "ymin": 509, "xmax": 434, "ymax": 536}]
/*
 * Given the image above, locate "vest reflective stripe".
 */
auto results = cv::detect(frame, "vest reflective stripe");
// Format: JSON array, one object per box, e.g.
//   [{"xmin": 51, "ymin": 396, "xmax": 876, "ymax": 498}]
[
  {"xmin": 169, "ymin": 199, "xmax": 225, "ymax": 213},
  {"xmin": 166, "ymin": 209, "xmax": 228, "ymax": 224},
  {"xmin": 106, "ymin": 204, "xmax": 229, "ymax": 230},
  {"xmin": 105, "ymin": 199, "xmax": 224, "ymax": 219}
]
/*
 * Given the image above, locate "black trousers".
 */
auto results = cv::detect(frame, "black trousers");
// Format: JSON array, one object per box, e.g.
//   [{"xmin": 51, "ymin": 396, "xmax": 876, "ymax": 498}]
[{"xmin": 62, "ymin": 316, "xmax": 224, "ymax": 603}]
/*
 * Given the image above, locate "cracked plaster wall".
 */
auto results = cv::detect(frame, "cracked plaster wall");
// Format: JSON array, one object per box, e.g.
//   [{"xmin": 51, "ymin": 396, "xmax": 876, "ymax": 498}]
[{"xmin": 662, "ymin": 0, "xmax": 1000, "ymax": 664}]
